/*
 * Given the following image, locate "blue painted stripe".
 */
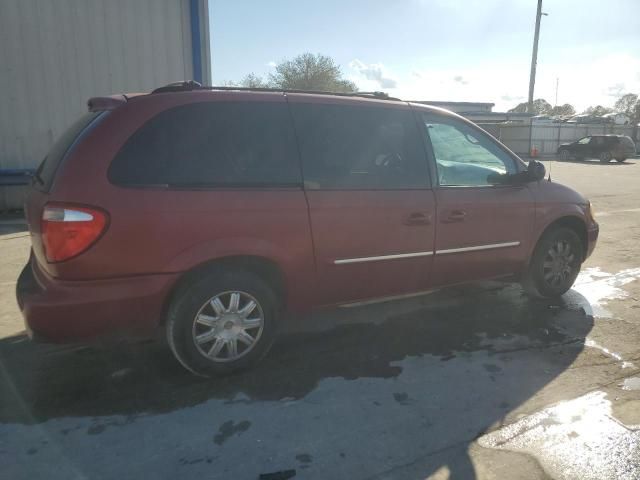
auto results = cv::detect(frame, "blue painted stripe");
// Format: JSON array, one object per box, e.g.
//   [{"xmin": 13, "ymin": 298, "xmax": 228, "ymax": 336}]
[{"xmin": 189, "ymin": 0, "xmax": 203, "ymax": 83}]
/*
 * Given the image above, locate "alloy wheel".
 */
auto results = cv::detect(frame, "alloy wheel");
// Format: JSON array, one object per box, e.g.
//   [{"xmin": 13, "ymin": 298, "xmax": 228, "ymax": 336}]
[
  {"xmin": 542, "ymin": 240, "xmax": 576, "ymax": 288},
  {"xmin": 191, "ymin": 291, "xmax": 264, "ymax": 362}
]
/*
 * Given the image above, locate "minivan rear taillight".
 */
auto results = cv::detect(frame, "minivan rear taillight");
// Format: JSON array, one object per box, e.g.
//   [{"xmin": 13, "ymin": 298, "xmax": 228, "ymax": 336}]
[{"xmin": 42, "ymin": 204, "xmax": 108, "ymax": 262}]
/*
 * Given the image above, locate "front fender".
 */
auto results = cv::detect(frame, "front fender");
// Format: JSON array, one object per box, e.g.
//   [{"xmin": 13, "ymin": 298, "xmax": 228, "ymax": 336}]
[{"xmin": 529, "ymin": 204, "xmax": 589, "ymax": 260}]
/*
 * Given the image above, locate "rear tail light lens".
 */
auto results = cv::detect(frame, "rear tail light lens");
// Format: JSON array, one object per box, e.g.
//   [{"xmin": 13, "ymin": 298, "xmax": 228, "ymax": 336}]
[{"xmin": 42, "ymin": 203, "xmax": 108, "ymax": 262}]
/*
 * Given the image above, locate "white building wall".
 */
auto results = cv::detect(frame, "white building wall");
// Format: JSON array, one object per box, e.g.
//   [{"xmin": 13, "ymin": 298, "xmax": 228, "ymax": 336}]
[{"xmin": 0, "ymin": 0, "xmax": 210, "ymax": 210}]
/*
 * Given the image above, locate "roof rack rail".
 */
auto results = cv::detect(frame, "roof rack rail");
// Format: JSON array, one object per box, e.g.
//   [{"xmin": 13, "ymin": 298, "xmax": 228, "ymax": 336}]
[
  {"xmin": 149, "ymin": 81, "xmax": 401, "ymax": 101},
  {"xmin": 151, "ymin": 80, "xmax": 203, "ymax": 94}
]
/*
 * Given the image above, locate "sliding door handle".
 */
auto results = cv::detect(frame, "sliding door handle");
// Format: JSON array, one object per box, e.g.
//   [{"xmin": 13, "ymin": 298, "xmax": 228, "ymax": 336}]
[
  {"xmin": 404, "ymin": 212, "xmax": 432, "ymax": 226},
  {"xmin": 442, "ymin": 210, "xmax": 467, "ymax": 223}
]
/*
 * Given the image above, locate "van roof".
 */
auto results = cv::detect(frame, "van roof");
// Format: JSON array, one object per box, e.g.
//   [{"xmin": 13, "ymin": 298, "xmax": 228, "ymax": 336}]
[
  {"xmin": 88, "ymin": 81, "xmax": 463, "ymax": 117},
  {"xmin": 147, "ymin": 80, "xmax": 402, "ymax": 101}
]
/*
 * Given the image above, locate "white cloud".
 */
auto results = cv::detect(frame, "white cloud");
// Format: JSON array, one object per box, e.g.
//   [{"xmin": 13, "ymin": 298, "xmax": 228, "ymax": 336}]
[
  {"xmin": 605, "ymin": 83, "xmax": 625, "ymax": 98},
  {"xmin": 453, "ymin": 75, "xmax": 468, "ymax": 85},
  {"xmin": 501, "ymin": 94, "xmax": 524, "ymax": 102},
  {"xmin": 385, "ymin": 52, "xmax": 640, "ymax": 112},
  {"xmin": 349, "ymin": 60, "xmax": 398, "ymax": 89},
  {"xmin": 266, "ymin": 61, "xmax": 276, "ymax": 68}
]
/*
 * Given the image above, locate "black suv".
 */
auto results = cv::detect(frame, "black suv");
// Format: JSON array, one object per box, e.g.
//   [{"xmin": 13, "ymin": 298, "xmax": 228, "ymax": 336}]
[{"xmin": 558, "ymin": 135, "xmax": 636, "ymax": 163}]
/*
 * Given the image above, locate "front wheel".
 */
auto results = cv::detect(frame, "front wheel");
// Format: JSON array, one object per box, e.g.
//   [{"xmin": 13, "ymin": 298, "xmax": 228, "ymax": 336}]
[
  {"xmin": 599, "ymin": 151, "xmax": 612, "ymax": 163},
  {"xmin": 522, "ymin": 227, "xmax": 583, "ymax": 298},
  {"xmin": 559, "ymin": 149, "xmax": 570, "ymax": 161},
  {"xmin": 616, "ymin": 157, "xmax": 626, "ymax": 163},
  {"xmin": 166, "ymin": 269, "xmax": 278, "ymax": 376}
]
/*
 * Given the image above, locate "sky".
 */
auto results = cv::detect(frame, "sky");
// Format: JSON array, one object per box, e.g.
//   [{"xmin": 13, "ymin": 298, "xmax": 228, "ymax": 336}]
[{"xmin": 209, "ymin": 0, "xmax": 640, "ymax": 112}]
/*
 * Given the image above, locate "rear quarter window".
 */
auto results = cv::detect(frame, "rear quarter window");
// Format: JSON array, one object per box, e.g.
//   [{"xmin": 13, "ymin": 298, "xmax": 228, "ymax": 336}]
[
  {"xmin": 35, "ymin": 112, "xmax": 102, "ymax": 191},
  {"xmin": 109, "ymin": 102, "xmax": 301, "ymax": 187}
]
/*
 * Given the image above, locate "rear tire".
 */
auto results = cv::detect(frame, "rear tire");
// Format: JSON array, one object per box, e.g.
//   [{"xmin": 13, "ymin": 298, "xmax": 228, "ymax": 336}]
[
  {"xmin": 522, "ymin": 227, "xmax": 583, "ymax": 298},
  {"xmin": 599, "ymin": 151, "xmax": 612, "ymax": 163},
  {"xmin": 166, "ymin": 269, "xmax": 278, "ymax": 376}
]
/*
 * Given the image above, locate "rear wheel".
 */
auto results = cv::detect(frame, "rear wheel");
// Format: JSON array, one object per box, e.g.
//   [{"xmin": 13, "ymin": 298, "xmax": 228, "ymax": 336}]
[
  {"xmin": 559, "ymin": 149, "xmax": 570, "ymax": 161},
  {"xmin": 166, "ymin": 269, "xmax": 278, "ymax": 376},
  {"xmin": 599, "ymin": 151, "xmax": 612, "ymax": 163},
  {"xmin": 522, "ymin": 227, "xmax": 583, "ymax": 298}
]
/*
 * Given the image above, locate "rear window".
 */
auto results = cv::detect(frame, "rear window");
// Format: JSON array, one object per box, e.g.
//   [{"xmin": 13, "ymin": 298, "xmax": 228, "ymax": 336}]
[
  {"xmin": 35, "ymin": 112, "xmax": 102, "ymax": 191},
  {"xmin": 109, "ymin": 102, "xmax": 301, "ymax": 187},
  {"xmin": 619, "ymin": 136, "xmax": 636, "ymax": 150}
]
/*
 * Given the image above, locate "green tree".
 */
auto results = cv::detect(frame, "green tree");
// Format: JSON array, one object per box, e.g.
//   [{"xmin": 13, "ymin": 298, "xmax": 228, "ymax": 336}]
[
  {"xmin": 508, "ymin": 98, "xmax": 552, "ymax": 115},
  {"xmin": 223, "ymin": 73, "xmax": 268, "ymax": 88},
  {"xmin": 614, "ymin": 93, "xmax": 637, "ymax": 114},
  {"xmin": 583, "ymin": 105, "xmax": 613, "ymax": 116},
  {"xmin": 549, "ymin": 104, "xmax": 576, "ymax": 117},
  {"xmin": 614, "ymin": 93, "xmax": 639, "ymax": 123},
  {"xmin": 239, "ymin": 73, "xmax": 269, "ymax": 88},
  {"xmin": 269, "ymin": 53, "xmax": 357, "ymax": 93}
]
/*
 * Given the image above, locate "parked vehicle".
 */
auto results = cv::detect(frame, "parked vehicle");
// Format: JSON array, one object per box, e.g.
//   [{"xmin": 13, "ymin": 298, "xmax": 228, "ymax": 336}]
[
  {"xmin": 602, "ymin": 112, "xmax": 630, "ymax": 125},
  {"xmin": 17, "ymin": 83, "xmax": 599, "ymax": 376},
  {"xmin": 557, "ymin": 135, "xmax": 636, "ymax": 163}
]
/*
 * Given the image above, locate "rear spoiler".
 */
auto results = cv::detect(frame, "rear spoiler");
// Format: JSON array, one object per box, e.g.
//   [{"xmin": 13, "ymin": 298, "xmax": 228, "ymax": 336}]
[
  {"xmin": 87, "ymin": 92, "xmax": 146, "ymax": 112},
  {"xmin": 87, "ymin": 95, "xmax": 127, "ymax": 112}
]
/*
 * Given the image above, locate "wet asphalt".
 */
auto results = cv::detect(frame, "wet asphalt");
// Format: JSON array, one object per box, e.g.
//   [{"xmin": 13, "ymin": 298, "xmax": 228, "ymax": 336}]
[{"xmin": 2, "ymin": 158, "xmax": 640, "ymax": 479}]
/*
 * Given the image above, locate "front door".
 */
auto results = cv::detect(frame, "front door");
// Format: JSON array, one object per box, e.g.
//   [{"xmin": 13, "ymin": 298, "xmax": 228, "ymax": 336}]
[
  {"xmin": 417, "ymin": 110, "xmax": 535, "ymax": 287},
  {"xmin": 289, "ymin": 97, "xmax": 436, "ymax": 305}
]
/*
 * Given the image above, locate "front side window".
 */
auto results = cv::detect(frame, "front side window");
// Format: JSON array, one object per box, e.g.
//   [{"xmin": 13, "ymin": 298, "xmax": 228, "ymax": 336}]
[
  {"xmin": 109, "ymin": 102, "xmax": 300, "ymax": 187},
  {"xmin": 291, "ymin": 103, "xmax": 429, "ymax": 189},
  {"xmin": 577, "ymin": 137, "xmax": 591, "ymax": 144},
  {"xmin": 421, "ymin": 113, "xmax": 516, "ymax": 187}
]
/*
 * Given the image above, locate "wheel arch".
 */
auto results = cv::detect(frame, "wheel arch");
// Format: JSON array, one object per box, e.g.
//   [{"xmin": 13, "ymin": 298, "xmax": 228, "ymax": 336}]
[
  {"xmin": 160, "ymin": 255, "xmax": 287, "ymax": 326},
  {"xmin": 532, "ymin": 215, "xmax": 588, "ymax": 263}
]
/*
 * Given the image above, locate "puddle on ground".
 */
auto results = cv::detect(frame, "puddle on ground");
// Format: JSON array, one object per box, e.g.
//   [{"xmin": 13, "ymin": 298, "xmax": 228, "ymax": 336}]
[
  {"xmin": 562, "ymin": 267, "xmax": 640, "ymax": 368},
  {"xmin": 621, "ymin": 377, "xmax": 640, "ymax": 391},
  {"xmin": 478, "ymin": 391, "xmax": 640, "ymax": 480},
  {"xmin": 569, "ymin": 267, "xmax": 640, "ymax": 317},
  {"xmin": 585, "ymin": 338, "xmax": 635, "ymax": 369},
  {"xmin": 478, "ymin": 268, "xmax": 640, "ymax": 478}
]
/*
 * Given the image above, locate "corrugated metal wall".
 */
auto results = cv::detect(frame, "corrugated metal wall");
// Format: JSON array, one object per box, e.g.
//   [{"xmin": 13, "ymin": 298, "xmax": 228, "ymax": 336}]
[{"xmin": 0, "ymin": 0, "xmax": 210, "ymax": 210}]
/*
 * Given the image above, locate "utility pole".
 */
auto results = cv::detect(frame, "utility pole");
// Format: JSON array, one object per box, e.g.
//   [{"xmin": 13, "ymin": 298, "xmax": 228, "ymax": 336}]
[
  {"xmin": 554, "ymin": 77, "xmax": 559, "ymax": 107},
  {"xmin": 527, "ymin": 0, "xmax": 546, "ymax": 114}
]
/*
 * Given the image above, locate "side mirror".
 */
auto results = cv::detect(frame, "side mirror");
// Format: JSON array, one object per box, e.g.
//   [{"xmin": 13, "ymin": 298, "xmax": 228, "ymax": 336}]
[{"xmin": 527, "ymin": 160, "xmax": 546, "ymax": 181}]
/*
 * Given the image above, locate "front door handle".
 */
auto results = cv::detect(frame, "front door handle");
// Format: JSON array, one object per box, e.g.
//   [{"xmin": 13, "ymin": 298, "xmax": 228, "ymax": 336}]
[
  {"xmin": 404, "ymin": 212, "xmax": 431, "ymax": 226},
  {"xmin": 442, "ymin": 210, "xmax": 467, "ymax": 223}
]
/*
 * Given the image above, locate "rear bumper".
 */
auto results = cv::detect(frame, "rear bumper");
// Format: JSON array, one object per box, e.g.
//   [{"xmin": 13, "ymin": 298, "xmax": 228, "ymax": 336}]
[
  {"xmin": 585, "ymin": 223, "xmax": 599, "ymax": 259},
  {"xmin": 17, "ymin": 255, "xmax": 178, "ymax": 343}
]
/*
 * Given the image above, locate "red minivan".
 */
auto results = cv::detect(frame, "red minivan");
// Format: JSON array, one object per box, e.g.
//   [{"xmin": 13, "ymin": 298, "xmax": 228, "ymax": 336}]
[{"xmin": 17, "ymin": 82, "xmax": 599, "ymax": 376}]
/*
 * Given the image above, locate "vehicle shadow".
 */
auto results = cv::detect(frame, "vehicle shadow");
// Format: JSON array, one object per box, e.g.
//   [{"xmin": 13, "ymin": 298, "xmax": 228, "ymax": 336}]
[{"xmin": 0, "ymin": 283, "xmax": 594, "ymax": 479}]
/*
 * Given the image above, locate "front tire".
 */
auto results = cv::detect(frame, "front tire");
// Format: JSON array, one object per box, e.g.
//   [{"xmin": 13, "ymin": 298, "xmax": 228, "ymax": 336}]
[
  {"xmin": 522, "ymin": 227, "xmax": 583, "ymax": 298},
  {"xmin": 166, "ymin": 269, "xmax": 278, "ymax": 376},
  {"xmin": 616, "ymin": 157, "xmax": 626, "ymax": 163},
  {"xmin": 559, "ymin": 149, "xmax": 570, "ymax": 161},
  {"xmin": 599, "ymin": 151, "xmax": 612, "ymax": 163}
]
